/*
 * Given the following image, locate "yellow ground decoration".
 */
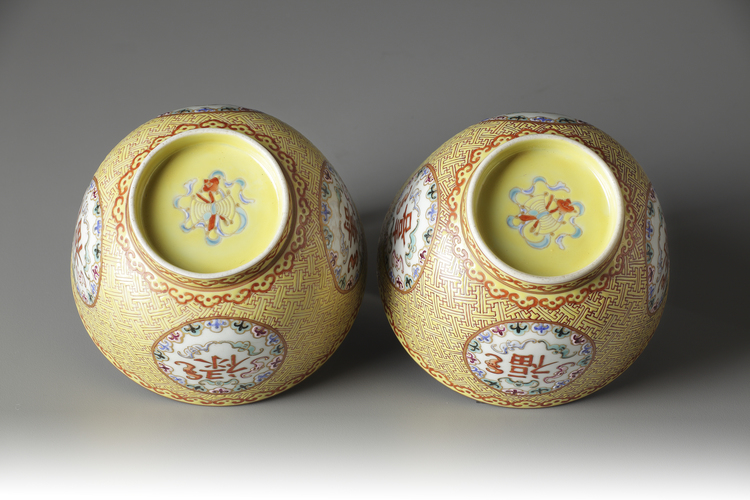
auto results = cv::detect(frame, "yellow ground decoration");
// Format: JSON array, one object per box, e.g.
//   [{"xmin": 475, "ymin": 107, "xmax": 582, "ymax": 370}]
[
  {"xmin": 473, "ymin": 136, "xmax": 619, "ymax": 277},
  {"xmin": 135, "ymin": 131, "xmax": 283, "ymax": 274}
]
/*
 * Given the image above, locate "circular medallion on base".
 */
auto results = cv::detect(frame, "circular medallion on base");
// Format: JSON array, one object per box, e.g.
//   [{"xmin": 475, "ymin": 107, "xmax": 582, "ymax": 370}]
[
  {"xmin": 129, "ymin": 128, "xmax": 290, "ymax": 279},
  {"xmin": 465, "ymin": 321, "xmax": 594, "ymax": 396},
  {"xmin": 467, "ymin": 134, "xmax": 624, "ymax": 285},
  {"xmin": 153, "ymin": 318, "xmax": 286, "ymax": 394}
]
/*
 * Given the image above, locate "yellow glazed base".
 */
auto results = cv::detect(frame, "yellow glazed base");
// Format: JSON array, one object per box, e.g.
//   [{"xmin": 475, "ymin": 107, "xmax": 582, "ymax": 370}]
[
  {"xmin": 133, "ymin": 130, "xmax": 286, "ymax": 275},
  {"xmin": 471, "ymin": 135, "xmax": 622, "ymax": 278},
  {"xmin": 71, "ymin": 107, "xmax": 366, "ymax": 405},
  {"xmin": 378, "ymin": 113, "xmax": 668, "ymax": 408}
]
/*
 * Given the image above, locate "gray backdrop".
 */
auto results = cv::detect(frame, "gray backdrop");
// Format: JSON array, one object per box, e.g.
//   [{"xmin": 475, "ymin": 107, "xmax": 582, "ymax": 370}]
[{"xmin": 1, "ymin": 1, "xmax": 748, "ymax": 498}]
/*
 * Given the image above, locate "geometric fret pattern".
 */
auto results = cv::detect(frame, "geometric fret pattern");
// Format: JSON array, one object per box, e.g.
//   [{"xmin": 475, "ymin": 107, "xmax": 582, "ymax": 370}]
[
  {"xmin": 72, "ymin": 109, "xmax": 365, "ymax": 405},
  {"xmin": 378, "ymin": 117, "xmax": 667, "ymax": 408}
]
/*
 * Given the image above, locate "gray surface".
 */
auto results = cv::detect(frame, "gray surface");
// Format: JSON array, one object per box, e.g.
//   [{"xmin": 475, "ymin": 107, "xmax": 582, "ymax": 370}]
[{"xmin": 2, "ymin": 1, "xmax": 749, "ymax": 498}]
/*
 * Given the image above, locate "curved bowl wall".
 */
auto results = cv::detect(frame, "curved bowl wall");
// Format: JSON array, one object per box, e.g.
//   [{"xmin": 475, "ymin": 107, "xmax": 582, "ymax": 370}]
[
  {"xmin": 71, "ymin": 106, "xmax": 366, "ymax": 405},
  {"xmin": 377, "ymin": 113, "xmax": 668, "ymax": 408}
]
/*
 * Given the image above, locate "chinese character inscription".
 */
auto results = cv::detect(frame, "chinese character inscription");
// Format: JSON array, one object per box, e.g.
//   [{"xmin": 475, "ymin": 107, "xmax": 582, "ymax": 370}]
[
  {"xmin": 465, "ymin": 321, "xmax": 594, "ymax": 395},
  {"xmin": 153, "ymin": 318, "xmax": 285, "ymax": 394}
]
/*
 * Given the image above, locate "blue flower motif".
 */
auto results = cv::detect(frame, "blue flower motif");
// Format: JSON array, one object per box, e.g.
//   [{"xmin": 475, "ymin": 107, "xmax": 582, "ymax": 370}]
[
  {"xmin": 581, "ymin": 343, "xmax": 592, "ymax": 355},
  {"xmin": 470, "ymin": 365, "xmax": 486, "ymax": 378},
  {"xmin": 321, "ymin": 202, "xmax": 332, "ymax": 223},
  {"xmin": 645, "ymin": 220, "xmax": 653, "ymax": 240},
  {"xmin": 532, "ymin": 116, "xmax": 554, "ymax": 122},
  {"xmin": 267, "ymin": 333, "xmax": 279, "ymax": 345},
  {"xmin": 426, "ymin": 202, "xmax": 438, "ymax": 223},
  {"xmin": 206, "ymin": 319, "xmax": 229, "ymax": 332},
  {"xmin": 93, "ymin": 219, "xmax": 102, "ymax": 236},
  {"xmin": 478, "ymin": 331, "xmax": 492, "ymax": 343},
  {"xmin": 533, "ymin": 323, "xmax": 551, "ymax": 335},
  {"xmin": 256, "ymin": 371, "xmax": 272, "ymax": 382},
  {"xmin": 553, "ymin": 380, "xmax": 569, "ymax": 389}
]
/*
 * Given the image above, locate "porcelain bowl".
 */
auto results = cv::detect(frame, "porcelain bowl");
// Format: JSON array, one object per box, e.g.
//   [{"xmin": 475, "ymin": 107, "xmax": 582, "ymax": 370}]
[
  {"xmin": 378, "ymin": 112, "xmax": 668, "ymax": 408},
  {"xmin": 72, "ymin": 105, "xmax": 366, "ymax": 405}
]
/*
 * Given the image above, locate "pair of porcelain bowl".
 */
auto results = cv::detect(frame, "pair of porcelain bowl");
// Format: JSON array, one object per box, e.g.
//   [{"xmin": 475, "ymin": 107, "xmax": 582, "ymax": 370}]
[{"xmin": 71, "ymin": 106, "xmax": 668, "ymax": 407}]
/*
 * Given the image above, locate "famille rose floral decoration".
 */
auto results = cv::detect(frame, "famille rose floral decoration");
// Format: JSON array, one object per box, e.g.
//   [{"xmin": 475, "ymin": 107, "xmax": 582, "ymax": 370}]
[
  {"xmin": 174, "ymin": 171, "xmax": 254, "ymax": 245},
  {"xmin": 507, "ymin": 177, "xmax": 584, "ymax": 250},
  {"xmin": 378, "ymin": 112, "xmax": 669, "ymax": 408},
  {"xmin": 71, "ymin": 105, "xmax": 365, "ymax": 405},
  {"xmin": 73, "ymin": 179, "xmax": 102, "ymax": 306}
]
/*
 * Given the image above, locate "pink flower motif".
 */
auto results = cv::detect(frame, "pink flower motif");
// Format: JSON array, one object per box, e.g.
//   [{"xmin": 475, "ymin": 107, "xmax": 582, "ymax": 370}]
[
  {"xmin": 490, "ymin": 326, "xmax": 506, "ymax": 336},
  {"xmin": 503, "ymin": 389, "xmax": 526, "ymax": 395},
  {"xmin": 157, "ymin": 363, "xmax": 171, "ymax": 373},
  {"xmin": 209, "ymin": 387, "xmax": 231, "ymax": 394},
  {"xmin": 167, "ymin": 332, "xmax": 182, "ymax": 342},
  {"xmin": 466, "ymin": 352, "xmax": 478, "ymax": 364},
  {"xmin": 252, "ymin": 325, "xmax": 268, "ymax": 338}
]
